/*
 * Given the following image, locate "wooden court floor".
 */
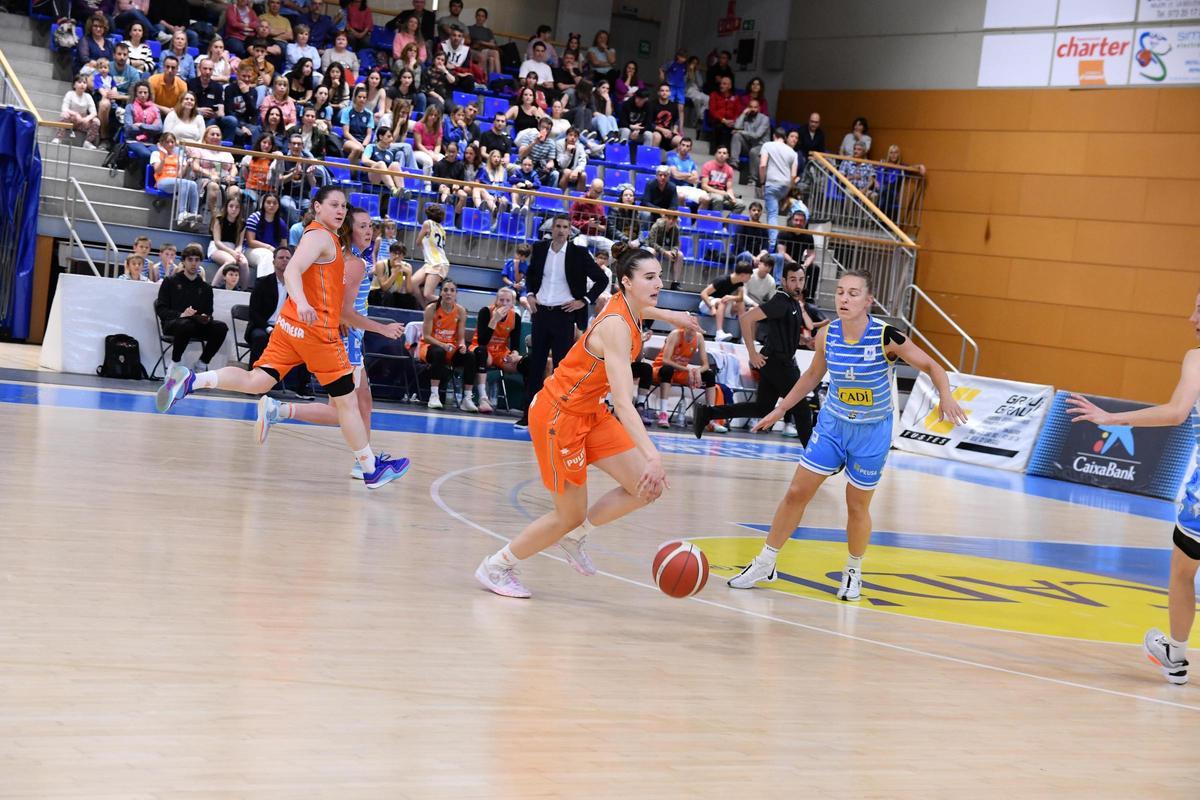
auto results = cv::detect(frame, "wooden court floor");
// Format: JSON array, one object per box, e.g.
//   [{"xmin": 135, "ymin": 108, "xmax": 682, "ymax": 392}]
[{"xmin": 0, "ymin": 345, "xmax": 1197, "ymax": 798}]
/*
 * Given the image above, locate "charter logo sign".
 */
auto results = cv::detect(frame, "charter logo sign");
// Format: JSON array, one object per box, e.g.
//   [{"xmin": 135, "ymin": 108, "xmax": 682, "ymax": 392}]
[{"xmin": 1051, "ymin": 28, "xmax": 1135, "ymax": 85}]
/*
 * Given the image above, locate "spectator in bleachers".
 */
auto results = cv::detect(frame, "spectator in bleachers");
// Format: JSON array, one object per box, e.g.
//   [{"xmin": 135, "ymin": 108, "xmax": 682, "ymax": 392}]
[
  {"xmin": 640, "ymin": 165, "xmax": 678, "ymax": 225},
  {"xmin": 285, "ymin": 25, "xmax": 319, "ymax": 76},
  {"xmin": 341, "ymin": 0, "xmax": 372, "ymax": 50},
  {"xmin": 208, "ymin": 193, "xmax": 249, "ymax": 285},
  {"xmin": 652, "ymin": 323, "xmax": 721, "ymax": 429},
  {"xmin": 243, "ymin": 192, "xmax": 287, "ymax": 280},
  {"xmin": 91, "ymin": 57, "xmax": 115, "ymax": 97},
  {"xmin": 362, "ymin": 127, "xmax": 413, "ymax": 197},
  {"xmin": 475, "ymin": 148, "xmax": 510, "ymax": 224},
  {"xmin": 188, "ymin": 58, "xmax": 224, "ymax": 129},
  {"xmin": 320, "ymin": 62, "xmax": 351, "ymax": 115},
  {"xmin": 370, "ymin": 245, "xmax": 418, "ymax": 309},
  {"xmin": 340, "ymin": 84, "xmax": 375, "ymax": 164},
  {"xmin": 618, "ymin": 88, "xmax": 652, "ymax": 147},
  {"xmin": 684, "ymin": 56, "xmax": 708, "ymax": 121},
  {"xmin": 840, "ymin": 141, "xmax": 877, "ymax": 202},
  {"xmin": 562, "ymin": 31, "xmax": 583, "ymax": 63},
  {"xmin": 646, "ymin": 211, "xmax": 684, "ymax": 291},
  {"xmin": 760, "ymin": 126, "xmax": 798, "ymax": 250},
  {"xmin": 149, "ymin": 2, "xmax": 197, "ymax": 49},
  {"xmin": 149, "ymin": 54, "xmax": 187, "ymax": 115},
  {"xmin": 119, "ymin": 253, "xmax": 150, "ymax": 282},
  {"xmin": 259, "ymin": 74, "xmax": 298, "ymax": 127},
  {"xmin": 245, "ymin": 243, "xmax": 290, "ymax": 365},
  {"xmin": 287, "ymin": 205, "xmax": 311, "ymax": 247},
  {"xmin": 321, "ymin": 31, "xmax": 360, "ymax": 84},
  {"xmin": 520, "ymin": 40, "xmax": 554, "ymax": 92},
  {"xmin": 699, "ymin": 145, "xmax": 746, "ymax": 213},
  {"xmin": 467, "ymin": 8, "xmax": 500, "ymax": 77},
  {"xmin": 741, "ymin": 77, "xmax": 769, "ymax": 116},
  {"xmin": 698, "ymin": 258, "xmax": 752, "ymax": 341},
  {"xmin": 388, "ymin": 66, "xmax": 426, "ymax": 115},
  {"xmin": 461, "ymin": 141, "xmax": 483, "ymax": 182},
  {"xmin": 608, "ymin": 185, "xmax": 641, "ymax": 246},
  {"xmin": 387, "ymin": 0, "xmax": 435, "ymax": 40},
  {"xmin": 392, "ymin": 13, "xmax": 427, "ymax": 66},
  {"xmin": 501, "ymin": 244, "xmax": 530, "ymax": 308},
  {"xmin": 775, "ymin": 210, "xmax": 816, "ymax": 289},
  {"xmin": 666, "ymin": 137, "xmax": 708, "ymax": 209},
  {"xmin": 362, "ymin": 68, "xmax": 390, "ymax": 128},
  {"xmin": 441, "ymin": 24, "xmax": 472, "ymax": 74},
  {"xmin": 252, "ymin": 21, "xmax": 286, "ymax": 73},
  {"xmin": 839, "ymin": 116, "xmax": 872, "ymax": 158},
  {"xmin": 239, "ymin": 132, "xmax": 277, "ymax": 206},
  {"xmin": 659, "ymin": 49, "xmax": 688, "ymax": 125},
  {"xmin": 163, "ymin": 91, "xmax": 205, "ymax": 143},
  {"xmin": 702, "ymin": 49, "xmax": 734, "ymax": 94},
  {"xmin": 554, "ymin": 51, "xmax": 583, "ymax": 107},
  {"xmin": 224, "ymin": 0, "xmax": 259, "ymax": 58},
  {"xmin": 784, "ymin": 185, "xmax": 809, "ymax": 220},
  {"xmin": 708, "ymin": 75, "xmax": 739, "ymax": 153},
  {"xmin": 525, "ymin": 24, "xmax": 558, "ymax": 66},
  {"xmin": 615, "ymin": 60, "xmax": 643, "ymax": 105},
  {"xmin": 76, "ymin": 13, "xmax": 113, "ymax": 73},
  {"xmin": 123, "ymin": 21, "xmax": 156, "ymax": 73},
  {"xmin": 420, "ymin": 280, "xmax": 481, "ymax": 411},
  {"xmin": 479, "ymin": 112, "xmax": 513, "ymax": 168},
  {"xmin": 203, "ymin": 39, "xmax": 237, "ymax": 86},
  {"xmin": 743, "ymin": 251, "xmax": 775, "ymax": 309},
  {"xmin": 521, "ymin": 118, "xmax": 559, "ymax": 187},
  {"xmin": 162, "ymin": 31, "xmax": 195, "ymax": 82},
  {"xmin": 471, "ymin": 286, "xmax": 530, "ymax": 411},
  {"xmin": 131, "ymin": 234, "xmax": 152, "ymax": 268},
  {"xmin": 509, "ymin": 156, "xmax": 540, "ymax": 213},
  {"xmin": 123, "ymin": 80, "xmax": 161, "ymax": 164},
  {"xmin": 422, "ymin": 51, "xmax": 461, "ymax": 110},
  {"xmin": 188, "ymin": 124, "xmax": 239, "ymax": 218},
  {"xmin": 301, "ymin": 4, "xmax": 335, "ymax": 50},
  {"xmin": 150, "ymin": 131, "xmax": 202, "ymax": 229},
  {"xmin": 731, "ymin": 98, "xmax": 769, "ymax": 185},
  {"xmin": 462, "ymin": 102, "xmax": 482, "ymax": 144},
  {"xmin": 153, "ymin": 242, "xmax": 177, "ymax": 280},
  {"xmin": 435, "ymin": 0, "xmax": 464, "ymax": 39},
  {"xmin": 432, "ymin": 140, "xmax": 470, "ymax": 222},
  {"xmin": 570, "ymin": 178, "xmax": 611, "ymax": 252},
  {"xmin": 261, "ymin": 0, "xmax": 294, "ymax": 42},
  {"xmin": 97, "ymin": 44, "xmax": 140, "ymax": 145},
  {"xmin": 155, "ymin": 242, "xmax": 229, "ymax": 371},
  {"xmin": 286, "ymin": 58, "xmax": 315, "ymax": 105},
  {"xmin": 508, "ymin": 87, "xmax": 547, "ymax": 150},
  {"xmin": 114, "ymin": 0, "xmax": 155, "ymax": 39},
  {"xmin": 244, "ymin": 37, "xmax": 277, "ymax": 88},
  {"xmin": 586, "ymin": 30, "xmax": 618, "ymax": 84},
  {"xmin": 257, "ymin": 105, "xmax": 286, "ymax": 150},
  {"xmin": 442, "ymin": 104, "xmax": 470, "ymax": 149},
  {"xmin": 557, "ymin": 127, "xmax": 588, "ymax": 191},
  {"xmin": 588, "ymin": 80, "xmax": 620, "ymax": 143},
  {"xmin": 650, "ymin": 82, "xmax": 683, "ymax": 151},
  {"xmin": 733, "ymin": 199, "xmax": 768, "ymax": 253},
  {"xmin": 412, "ymin": 104, "xmax": 444, "ymax": 171},
  {"xmin": 219, "ymin": 62, "xmax": 259, "ymax": 145},
  {"xmin": 219, "ymin": 264, "xmax": 244, "ymax": 291},
  {"xmin": 589, "ymin": 248, "xmax": 614, "ymax": 314}
]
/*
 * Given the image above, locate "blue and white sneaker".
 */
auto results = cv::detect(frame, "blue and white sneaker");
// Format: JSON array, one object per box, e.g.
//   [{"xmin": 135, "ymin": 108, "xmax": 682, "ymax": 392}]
[
  {"xmin": 364, "ymin": 455, "xmax": 411, "ymax": 489},
  {"xmin": 255, "ymin": 395, "xmax": 280, "ymax": 445},
  {"xmin": 350, "ymin": 451, "xmax": 391, "ymax": 480},
  {"xmin": 155, "ymin": 364, "xmax": 195, "ymax": 413}
]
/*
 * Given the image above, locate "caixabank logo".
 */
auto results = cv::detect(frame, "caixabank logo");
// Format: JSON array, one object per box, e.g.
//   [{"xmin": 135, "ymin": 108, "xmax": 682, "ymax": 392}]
[{"xmin": 698, "ymin": 526, "xmax": 1194, "ymax": 644}]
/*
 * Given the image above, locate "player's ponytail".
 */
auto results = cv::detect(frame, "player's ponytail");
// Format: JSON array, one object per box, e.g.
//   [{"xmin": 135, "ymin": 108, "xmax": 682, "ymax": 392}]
[{"xmin": 612, "ymin": 244, "xmax": 657, "ymax": 294}]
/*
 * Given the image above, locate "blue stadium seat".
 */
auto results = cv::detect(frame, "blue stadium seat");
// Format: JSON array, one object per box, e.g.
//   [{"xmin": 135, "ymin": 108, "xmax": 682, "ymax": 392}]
[
  {"xmin": 186, "ymin": 46, "xmax": 199, "ymax": 58},
  {"xmin": 481, "ymin": 97, "xmax": 508, "ymax": 121},
  {"xmin": 144, "ymin": 164, "xmax": 170, "ymax": 198},
  {"xmin": 370, "ymin": 25, "xmax": 393, "ymax": 51},
  {"xmin": 148, "ymin": 40, "xmax": 161, "ymax": 59},
  {"xmin": 692, "ymin": 211, "xmax": 726, "ymax": 235},
  {"xmin": 461, "ymin": 207, "xmax": 489, "ymax": 233},
  {"xmin": 388, "ymin": 196, "xmax": 420, "ymax": 226},
  {"xmin": 493, "ymin": 211, "xmax": 522, "ymax": 239},
  {"xmin": 583, "ymin": 164, "xmax": 600, "ymax": 185},
  {"xmin": 633, "ymin": 171, "xmax": 653, "ymax": 195},
  {"xmin": 604, "ymin": 142, "xmax": 630, "ymax": 165},
  {"xmin": 604, "ymin": 168, "xmax": 631, "ymax": 190},
  {"xmin": 635, "ymin": 145, "xmax": 662, "ymax": 170},
  {"xmin": 324, "ymin": 156, "xmax": 352, "ymax": 183},
  {"xmin": 451, "ymin": 91, "xmax": 478, "ymax": 109},
  {"xmin": 349, "ymin": 192, "xmax": 380, "ymax": 218}
]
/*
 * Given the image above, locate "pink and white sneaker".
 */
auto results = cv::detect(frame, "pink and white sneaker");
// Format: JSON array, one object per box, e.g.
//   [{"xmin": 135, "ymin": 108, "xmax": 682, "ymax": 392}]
[
  {"xmin": 558, "ymin": 533, "xmax": 597, "ymax": 576},
  {"xmin": 475, "ymin": 557, "xmax": 532, "ymax": 598}
]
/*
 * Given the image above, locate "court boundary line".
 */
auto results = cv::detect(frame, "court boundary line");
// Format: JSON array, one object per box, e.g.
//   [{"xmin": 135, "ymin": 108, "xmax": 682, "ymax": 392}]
[{"xmin": 431, "ymin": 460, "xmax": 1200, "ymax": 714}]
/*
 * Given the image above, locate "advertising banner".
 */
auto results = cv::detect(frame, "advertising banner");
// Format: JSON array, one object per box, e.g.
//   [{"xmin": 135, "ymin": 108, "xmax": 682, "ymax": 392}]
[
  {"xmin": 1026, "ymin": 392, "xmax": 1199, "ymax": 500},
  {"xmin": 1139, "ymin": 0, "xmax": 1200, "ymax": 22},
  {"xmin": 895, "ymin": 373, "xmax": 1054, "ymax": 472},
  {"xmin": 1051, "ymin": 28, "xmax": 1134, "ymax": 84},
  {"xmin": 1130, "ymin": 25, "xmax": 1200, "ymax": 82}
]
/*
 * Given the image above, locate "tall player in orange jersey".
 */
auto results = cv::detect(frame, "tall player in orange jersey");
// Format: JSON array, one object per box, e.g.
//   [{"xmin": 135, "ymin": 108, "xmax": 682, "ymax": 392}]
[
  {"xmin": 154, "ymin": 187, "xmax": 410, "ymax": 489},
  {"xmin": 476, "ymin": 245, "xmax": 700, "ymax": 598}
]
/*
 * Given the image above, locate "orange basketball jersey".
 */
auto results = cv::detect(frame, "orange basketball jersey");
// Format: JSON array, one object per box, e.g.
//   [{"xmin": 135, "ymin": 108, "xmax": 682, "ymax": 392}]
[
  {"xmin": 279, "ymin": 221, "xmax": 345, "ymax": 333},
  {"xmin": 540, "ymin": 292, "xmax": 641, "ymax": 415},
  {"xmin": 470, "ymin": 305, "xmax": 518, "ymax": 362},
  {"xmin": 419, "ymin": 303, "xmax": 460, "ymax": 361},
  {"xmin": 652, "ymin": 331, "xmax": 699, "ymax": 372}
]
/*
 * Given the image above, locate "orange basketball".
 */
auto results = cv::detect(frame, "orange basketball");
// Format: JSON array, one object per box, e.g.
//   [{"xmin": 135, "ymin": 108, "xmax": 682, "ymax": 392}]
[{"xmin": 652, "ymin": 541, "xmax": 709, "ymax": 598}]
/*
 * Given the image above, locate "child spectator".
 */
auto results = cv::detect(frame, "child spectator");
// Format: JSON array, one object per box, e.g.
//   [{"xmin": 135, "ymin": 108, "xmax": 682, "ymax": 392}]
[
  {"xmin": 56, "ymin": 74, "xmax": 100, "ymax": 149},
  {"xmin": 118, "ymin": 254, "xmax": 150, "ymax": 281},
  {"xmin": 410, "ymin": 203, "xmax": 451, "ymax": 306}
]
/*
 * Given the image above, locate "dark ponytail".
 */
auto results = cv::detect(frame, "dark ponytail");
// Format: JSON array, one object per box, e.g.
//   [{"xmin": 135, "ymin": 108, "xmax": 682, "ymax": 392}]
[{"xmin": 611, "ymin": 243, "xmax": 657, "ymax": 294}]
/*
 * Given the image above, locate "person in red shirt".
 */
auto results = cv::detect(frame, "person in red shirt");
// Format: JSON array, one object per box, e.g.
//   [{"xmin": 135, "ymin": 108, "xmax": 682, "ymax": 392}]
[
  {"xmin": 700, "ymin": 145, "xmax": 746, "ymax": 213},
  {"xmin": 708, "ymin": 76, "xmax": 739, "ymax": 154}
]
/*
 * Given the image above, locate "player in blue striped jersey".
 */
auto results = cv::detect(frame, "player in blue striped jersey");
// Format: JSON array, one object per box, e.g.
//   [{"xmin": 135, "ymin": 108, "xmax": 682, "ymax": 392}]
[{"xmin": 728, "ymin": 270, "xmax": 967, "ymax": 600}]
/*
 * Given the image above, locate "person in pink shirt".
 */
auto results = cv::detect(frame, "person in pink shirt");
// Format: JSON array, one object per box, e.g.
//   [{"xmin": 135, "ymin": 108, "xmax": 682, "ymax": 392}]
[
  {"xmin": 224, "ymin": 0, "xmax": 259, "ymax": 58},
  {"xmin": 700, "ymin": 145, "xmax": 746, "ymax": 213},
  {"xmin": 392, "ymin": 14, "xmax": 427, "ymax": 65}
]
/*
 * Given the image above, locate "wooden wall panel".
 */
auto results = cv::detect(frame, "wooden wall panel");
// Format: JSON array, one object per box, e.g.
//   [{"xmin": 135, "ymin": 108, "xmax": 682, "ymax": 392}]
[{"xmin": 782, "ymin": 86, "xmax": 1200, "ymax": 400}]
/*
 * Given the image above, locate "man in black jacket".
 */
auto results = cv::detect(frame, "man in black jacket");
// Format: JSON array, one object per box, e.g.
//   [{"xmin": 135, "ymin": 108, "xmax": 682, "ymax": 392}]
[
  {"xmin": 246, "ymin": 245, "xmax": 290, "ymax": 365},
  {"xmin": 155, "ymin": 244, "xmax": 228, "ymax": 370},
  {"xmin": 797, "ymin": 112, "xmax": 826, "ymax": 162},
  {"xmin": 515, "ymin": 215, "xmax": 609, "ymax": 429}
]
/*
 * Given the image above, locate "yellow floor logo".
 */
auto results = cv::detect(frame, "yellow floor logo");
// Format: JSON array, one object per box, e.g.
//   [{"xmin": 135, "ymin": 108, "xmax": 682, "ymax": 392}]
[{"xmin": 696, "ymin": 536, "xmax": 1180, "ymax": 644}]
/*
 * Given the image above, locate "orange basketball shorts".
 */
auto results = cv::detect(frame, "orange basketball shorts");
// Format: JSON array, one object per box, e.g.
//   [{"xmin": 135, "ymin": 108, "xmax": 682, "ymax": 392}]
[
  {"xmin": 254, "ymin": 318, "xmax": 353, "ymax": 389},
  {"xmin": 529, "ymin": 393, "xmax": 635, "ymax": 494}
]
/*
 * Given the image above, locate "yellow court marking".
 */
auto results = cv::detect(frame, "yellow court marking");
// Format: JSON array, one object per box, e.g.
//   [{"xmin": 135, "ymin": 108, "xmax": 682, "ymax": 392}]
[{"xmin": 696, "ymin": 537, "xmax": 1182, "ymax": 645}]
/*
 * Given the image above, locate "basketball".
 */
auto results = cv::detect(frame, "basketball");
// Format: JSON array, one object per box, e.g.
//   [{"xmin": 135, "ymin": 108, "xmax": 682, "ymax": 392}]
[{"xmin": 652, "ymin": 541, "xmax": 710, "ymax": 598}]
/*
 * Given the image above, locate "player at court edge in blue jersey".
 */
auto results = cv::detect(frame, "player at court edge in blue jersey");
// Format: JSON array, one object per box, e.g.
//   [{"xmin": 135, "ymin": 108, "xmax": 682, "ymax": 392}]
[
  {"xmin": 727, "ymin": 269, "xmax": 969, "ymax": 601},
  {"xmin": 1067, "ymin": 291, "xmax": 1200, "ymax": 686}
]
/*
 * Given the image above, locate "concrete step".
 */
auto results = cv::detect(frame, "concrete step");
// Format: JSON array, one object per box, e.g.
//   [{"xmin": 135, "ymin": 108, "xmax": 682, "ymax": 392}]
[
  {"xmin": 0, "ymin": 15, "xmax": 36, "ymax": 35},
  {"xmin": 3, "ymin": 55, "xmax": 57, "ymax": 80},
  {"xmin": 0, "ymin": 40, "xmax": 55, "ymax": 63},
  {"xmin": 39, "ymin": 140, "xmax": 111, "ymax": 167},
  {"xmin": 38, "ymin": 213, "xmax": 213, "ymax": 252},
  {"xmin": 43, "ymin": 193, "xmax": 167, "ymax": 229},
  {"xmin": 43, "ymin": 175, "xmax": 159, "ymax": 211}
]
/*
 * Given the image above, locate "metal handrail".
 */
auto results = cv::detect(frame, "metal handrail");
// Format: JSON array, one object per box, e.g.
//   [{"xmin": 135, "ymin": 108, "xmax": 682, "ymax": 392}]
[
  {"xmin": 899, "ymin": 283, "xmax": 979, "ymax": 374},
  {"xmin": 63, "ymin": 177, "xmax": 120, "ymax": 278},
  {"xmin": 809, "ymin": 152, "xmax": 915, "ymax": 247}
]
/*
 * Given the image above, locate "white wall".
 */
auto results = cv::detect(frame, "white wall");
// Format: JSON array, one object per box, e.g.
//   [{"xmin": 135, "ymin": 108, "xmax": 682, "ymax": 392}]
[{"xmin": 677, "ymin": 0, "xmax": 792, "ymax": 110}]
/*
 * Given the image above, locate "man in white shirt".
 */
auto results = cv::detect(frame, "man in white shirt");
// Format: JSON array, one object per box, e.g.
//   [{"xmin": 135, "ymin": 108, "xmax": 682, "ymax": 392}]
[
  {"xmin": 440, "ymin": 24, "xmax": 472, "ymax": 72},
  {"xmin": 519, "ymin": 40, "xmax": 554, "ymax": 89},
  {"xmin": 759, "ymin": 127, "xmax": 798, "ymax": 250}
]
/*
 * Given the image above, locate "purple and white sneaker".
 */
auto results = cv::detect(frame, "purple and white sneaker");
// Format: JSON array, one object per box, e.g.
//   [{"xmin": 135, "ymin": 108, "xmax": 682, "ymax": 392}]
[
  {"xmin": 475, "ymin": 557, "xmax": 532, "ymax": 598},
  {"xmin": 363, "ymin": 455, "xmax": 410, "ymax": 489},
  {"xmin": 155, "ymin": 364, "xmax": 195, "ymax": 413}
]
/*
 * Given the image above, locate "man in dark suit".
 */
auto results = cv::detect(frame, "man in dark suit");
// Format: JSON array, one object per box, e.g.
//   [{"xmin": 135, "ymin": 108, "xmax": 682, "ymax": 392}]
[
  {"xmin": 515, "ymin": 215, "xmax": 609, "ymax": 429},
  {"xmin": 798, "ymin": 112, "xmax": 826, "ymax": 162}
]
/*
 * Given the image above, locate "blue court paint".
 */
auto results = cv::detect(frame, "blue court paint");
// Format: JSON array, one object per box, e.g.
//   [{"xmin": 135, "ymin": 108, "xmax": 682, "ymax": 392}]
[{"xmin": 0, "ymin": 380, "xmax": 1178, "ymax": 523}]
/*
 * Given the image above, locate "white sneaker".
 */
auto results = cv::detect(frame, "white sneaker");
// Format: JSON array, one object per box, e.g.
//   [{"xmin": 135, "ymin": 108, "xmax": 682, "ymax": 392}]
[
  {"xmin": 559, "ymin": 533, "xmax": 596, "ymax": 576},
  {"xmin": 1144, "ymin": 628, "xmax": 1189, "ymax": 685},
  {"xmin": 478, "ymin": 396, "xmax": 493, "ymax": 414},
  {"xmin": 837, "ymin": 567, "xmax": 862, "ymax": 601},
  {"xmin": 427, "ymin": 394, "xmax": 443, "ymax": 410},
  {"xmin": 82, "ymin": 140, "xmax": 97, "ymax": 150},
  {"xmin": 783, "ymin": 423, "xmax": 799, "ymax": 438},
  {"xmin": 715, "ymin": 330, "xmax": 733, "ymax": 342},
  {"xmin": 460, "ymin": 395, "xmax": 479, "ymax": 413},
  {"xmin": 727, "ymin": 556, "xmax": 778, "ymax": 589},
  {"xmin": 709, "ymin": 422, "xmax": 729, "ymax": 433},
  {"xmin": 350, "ymin": 460, "xmax": 364, "ymax": 479},
  {"xmin": 475, "ymin": 557, "xmax": 532, "ymax": 598},
  {"xmin": 255, "ymin": 395, "xmax": 280, "ymax": 445}
]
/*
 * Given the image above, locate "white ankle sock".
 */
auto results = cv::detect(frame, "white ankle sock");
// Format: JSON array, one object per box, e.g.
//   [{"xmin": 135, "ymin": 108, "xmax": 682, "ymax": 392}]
[
  {"xmin": 193, "ymin": 371, "xmax": 219, "ymax": 390},
  {"xmin": 488, "ymin": 545, "xmax": 520, "ymax": 570},
  {"xmin": 759, "ymin": 544, "xmax": 779, "ymax": 564},
  {"xmin": 353, "ymin": 445, "xmax": 376, "ymax": 472},
  {"xmin": 1169, "ymin": 637, "xmax": 1189, "ymax": 661},
  {"xmin": 279, "ymin": 402, "xmax": 295, "ymax": 420},
  {"xmin": 567, "ymin": 519, "xmax": 595, "ymax": 542},
  {"xmin": 846, "ymin": 554, "xmax": 864, "ymax": 572}
]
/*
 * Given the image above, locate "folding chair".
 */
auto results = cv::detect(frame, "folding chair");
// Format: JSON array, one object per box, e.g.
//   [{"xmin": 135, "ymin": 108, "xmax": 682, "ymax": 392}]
[{"xmin": 230, "ymin": 304, "xmax": 252, "ymax": 364}]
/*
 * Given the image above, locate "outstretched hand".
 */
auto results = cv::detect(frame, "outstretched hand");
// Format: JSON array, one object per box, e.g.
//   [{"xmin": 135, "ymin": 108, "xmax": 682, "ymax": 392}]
[
  {"xmin": 751, "ymin": 406, "xmax": 786, "ymax": 433},
  {"xmin": 1066, "ymin": 393, "xmax": 1113, "ymax": 425}
]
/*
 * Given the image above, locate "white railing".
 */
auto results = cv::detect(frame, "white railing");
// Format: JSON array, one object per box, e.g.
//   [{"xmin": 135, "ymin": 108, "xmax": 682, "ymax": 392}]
[
  {"xmin": 899, "ymin": 283, "xmax": 979, "ymax": 374},
  {"xmin": 62, "ymin": 177, "xmax": 120, "ymax": 277}
]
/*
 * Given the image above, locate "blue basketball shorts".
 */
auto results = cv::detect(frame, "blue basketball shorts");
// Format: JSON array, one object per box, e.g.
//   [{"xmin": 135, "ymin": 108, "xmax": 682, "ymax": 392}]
[
  {"xmin": 1174, "ymin": 465, "xmax": 1200, "ymax": 555},
  {"xmin": 799, "ymin": 411, "xmax": 893, "ymax": 490},
  {"xmin": 344, "ymin": 328, "xmax": 364, "ymax": 368}
]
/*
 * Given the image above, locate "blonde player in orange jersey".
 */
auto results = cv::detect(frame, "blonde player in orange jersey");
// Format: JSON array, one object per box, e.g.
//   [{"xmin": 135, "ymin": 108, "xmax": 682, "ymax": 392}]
[
  {"xmin": 154, "ymin": 187, "xmax": 410, "ymax": 489},
  {"xmin": 476, "ymin": 244, "xmax": 701, "ymax": 598}
]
